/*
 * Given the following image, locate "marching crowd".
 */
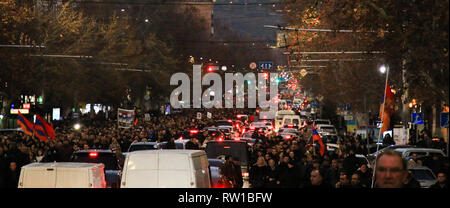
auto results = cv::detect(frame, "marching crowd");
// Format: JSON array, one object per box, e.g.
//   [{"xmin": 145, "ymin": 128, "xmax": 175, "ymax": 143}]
[{"xmin": 0, "ymin": 109, "xmax": 448, "ymax": 188}]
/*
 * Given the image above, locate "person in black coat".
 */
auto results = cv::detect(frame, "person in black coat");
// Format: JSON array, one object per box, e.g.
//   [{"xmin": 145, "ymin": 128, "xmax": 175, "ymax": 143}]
[
  {"xmin": 221, "ymin": 156, "xmax": 243, "ymax": 188},
  {"xmin": 279, "ymin": 161, "xmax": 300, "ymax": 188},
  {"xmin": 343, "ymin": 149, "xmax": 359, "ymax": 174},
  {"xmin": 249, "ymin": 157, "xmax": 268, "ymax": 188},
  {"xmin": 164, "ymin": 137, "xmax": 176, "ymax": 149},
  {"xmin": 430, "ymin": 172, "xmax": 449, "ymax": 188},
  {"xmin": 356, "ymin": 164, "xmax": 372, "ymax": 188},
  {"xmin": 265, "ymin": 158, "xmax": 280, "ymax": 188},
  {"xmin": 382, "ymin": 134, "xmax": 395, "ymax": 146},
  {"xmin": 423, "ymin": 155, "xmax": 445, "ymax": 176},
  {"xmin": 403, "ymin": 170, "xmax": 421, "ymax": 188},
  {"xmin": 305, "ymin": 168, "xmax": 333, "ymax": 188},
  {"xmin": 4, "ymin": 161, "xmax": 20, "ymax": 188},
  {"xmin": 185, "ymin": 138, "xmax": 200, "ymax": 150}
]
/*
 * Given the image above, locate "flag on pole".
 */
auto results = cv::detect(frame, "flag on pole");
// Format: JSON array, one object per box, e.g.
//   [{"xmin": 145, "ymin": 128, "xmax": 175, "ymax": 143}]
[
  {"xmin": 311, "ymin": 125, "xmax": 325, "ymax": 157},
  {"xmin": 33, "ymin": 118, "xmax": 49, "ymax": 142},
  {"xmin": 17, "ymin": 111, "xmax": 34, "ymax": 136},
  {"xmin": 36, "ymin": 114, "xmax": 55, "ymax": 140},
  {"xmin": 380, "ymin": 83, "xmax": 395, "ymax": 134}
]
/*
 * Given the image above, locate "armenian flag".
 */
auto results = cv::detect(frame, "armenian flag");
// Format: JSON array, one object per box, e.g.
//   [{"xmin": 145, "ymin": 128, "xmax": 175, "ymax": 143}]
[
  {"xmin": 17, "ymin": 111, "xmax": 34, "ymax": 136},
  {"xmin": 311, "ymin": 125, "xmax": 325, "ymax": 157},
  {"xmin": 36, "ymin": 114, "xmax": 55, "ymax": 140},
  {"xmin": 34, "ymin": 117, "xmax": 49, "ymax": 142},
  {"xmin": 380, "ymin": 83, "xmax": 395, "ymax": 134}
]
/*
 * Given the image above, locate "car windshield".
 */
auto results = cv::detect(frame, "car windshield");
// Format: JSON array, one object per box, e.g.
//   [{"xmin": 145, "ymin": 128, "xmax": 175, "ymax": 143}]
[
  {"xmin": 281, "ymin": 129, "xmax": 297, "ymax": 133},
  {"xmin": 320, "ymin": 127, "xmax": 335, "ymax": 132},
  {"xmin": 243, "ymin": 132, "xmax": 253, "ymax": 137},
  {"xmin": 215, "ymin": 121, "xmax": 233, "ymax": 126},
  {"xmin": 251, "ymin": 122, "xmax": 264, "ymax": 127},
  {"xmin": 315, "ymin": 121, "xmax": 329, "ymax": 125},
  {"xmin": 411, "ymin": 169, "xmax": 435, "ymax": 180},
  {"xmin": 220, "ymin": 128, "xmax": 230, "ymax": 133}
]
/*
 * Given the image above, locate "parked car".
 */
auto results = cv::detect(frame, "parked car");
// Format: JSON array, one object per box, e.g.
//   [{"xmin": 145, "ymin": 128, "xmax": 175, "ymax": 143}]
[
  {"xmin": 312, "ymin": 119, "xmax": 331, "ymax": 126},
  {"xmin": 394, "ymin": 148, "xmax": 446, "ymax": 158},
  {"xmin": 367, "ymin": 145, "xmax": 413, "ymax": 163},
  {"xmin": 316, "ymin": 123, "xmax": 337, "ymax": 133}
]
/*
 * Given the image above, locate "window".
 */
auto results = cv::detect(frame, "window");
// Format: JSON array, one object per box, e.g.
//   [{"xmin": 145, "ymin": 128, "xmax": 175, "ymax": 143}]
[{"xmin": 411, "ymin": 169, "xmax": 435, "ymax": 180}]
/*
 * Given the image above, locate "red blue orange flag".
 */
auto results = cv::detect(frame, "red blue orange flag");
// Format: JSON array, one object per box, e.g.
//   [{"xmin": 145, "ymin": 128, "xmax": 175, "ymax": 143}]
[
  {"xmin": 36, "ymin": 114, "xmax": 55, "ymax": 140},
  {"xmin": 311, "ymin": 125, "xmax": 325, "ymax": 157},
  {"xmin": 34, "ymin": 117, "xmax": 48, "ymax": 142},
  {"xmin": 17, "ymin": 111, "xmax": 34, "ymax": 136}
]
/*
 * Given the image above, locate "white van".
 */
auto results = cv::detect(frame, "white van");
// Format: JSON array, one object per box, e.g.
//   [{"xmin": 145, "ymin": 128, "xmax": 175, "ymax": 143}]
[
  {"xmin": 120, "ymin": 150, "xmax": 211, "ymax": 188},
  {"xmin": 274, "ymin": 110, "xmax": 299, "ymax": 132},
  {"xmin": 18, "ymin": 162, "xmax": 107, "ymax": 188}
]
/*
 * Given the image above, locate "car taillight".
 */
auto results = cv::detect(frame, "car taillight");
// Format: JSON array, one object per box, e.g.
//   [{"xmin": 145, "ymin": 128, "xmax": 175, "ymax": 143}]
[
  {"xmin": 233, "ymin": 137, "xmax": 240, "ymax": 141},
  {"xmin": 237, "ymin": 115, "xmax": 242, "ymax": 119},
  {"xmin": 190, "ymin": 129, "xmax": 199, "ymax": 134},
  {"xmin": 250, "ymin": 127, "xmax": 255, "ymax": 130},
  {"xmin": 288, "ymin": 124, "xmax": 294, "ymax": 128},
  {"xmin": 178, "ymin": 136, "xmax": 183, "ymax": 140},
  {"xmin": 218, "ymin": 137, "xmax": 223, "ymax": 142},
  {"xmin": 89, "ymin": 152, "xmax": 98, "ymax": 158},
  {"xmin": 286, "ymin": 135, "xmax": 291, "ymax": 139}
]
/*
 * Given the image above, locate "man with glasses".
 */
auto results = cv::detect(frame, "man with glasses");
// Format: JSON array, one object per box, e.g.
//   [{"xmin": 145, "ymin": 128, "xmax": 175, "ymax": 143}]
[{"xmin": 374, "ymin": 149, "xmax": 408, "ymax": 188}]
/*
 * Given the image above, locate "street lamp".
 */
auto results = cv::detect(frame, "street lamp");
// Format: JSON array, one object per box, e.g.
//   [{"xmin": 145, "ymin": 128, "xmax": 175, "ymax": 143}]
[{"xmin": 379, "ymin": 65, "xmax": 387, "ymax": 74}]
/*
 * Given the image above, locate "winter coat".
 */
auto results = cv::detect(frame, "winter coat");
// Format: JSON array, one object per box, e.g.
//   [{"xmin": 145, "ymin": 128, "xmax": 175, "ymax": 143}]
[
  {"xmin": 265, "ymin": 166, "xmax": 281, "ymax": 188},
  {"xmin": 249, "ymin": 165, "xmax": 268, "ymax": 188}
]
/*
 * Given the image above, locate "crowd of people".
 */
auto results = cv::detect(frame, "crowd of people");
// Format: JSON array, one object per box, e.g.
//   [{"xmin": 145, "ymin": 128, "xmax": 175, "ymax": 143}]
[{"xmin": 0, "ymin": 108, "xmax": 448, "ymax": 189}]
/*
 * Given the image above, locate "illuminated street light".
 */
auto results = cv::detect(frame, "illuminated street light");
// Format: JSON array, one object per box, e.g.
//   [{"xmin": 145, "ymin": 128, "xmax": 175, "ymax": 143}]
[
  {"xmin": 74, "ymin": 123, "xmax": 81, "ymax": 130},
  {"xmin": 379, "ymin": 65, "xmax": 387, "ymax": 74}
]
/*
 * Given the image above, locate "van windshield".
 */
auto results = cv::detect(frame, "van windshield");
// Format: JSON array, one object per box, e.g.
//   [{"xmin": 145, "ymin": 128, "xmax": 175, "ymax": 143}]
[
  {"xmin": 129, "ymin": 144, "xmax": 158, "ymax": 152},
  {"xmin": 206, "ymin": 142, "xmax": 249, "ymax": 165},
  {"xmin": 71, "ymin": 152, "xmax": 119, "ymax": 170}
]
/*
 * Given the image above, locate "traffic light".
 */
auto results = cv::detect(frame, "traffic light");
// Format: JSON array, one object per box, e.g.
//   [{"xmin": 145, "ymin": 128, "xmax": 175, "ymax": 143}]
[
  {"xmin": 263, "ymin": 72, "xmax": 269, "ymax": 80},
  {"xmin": 37, "ymin": 96, "xmax": 43, "ymax": 104},
  {"xmin": 207, "ymin": 66, "xmax": 214, "ymax": 72}
]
